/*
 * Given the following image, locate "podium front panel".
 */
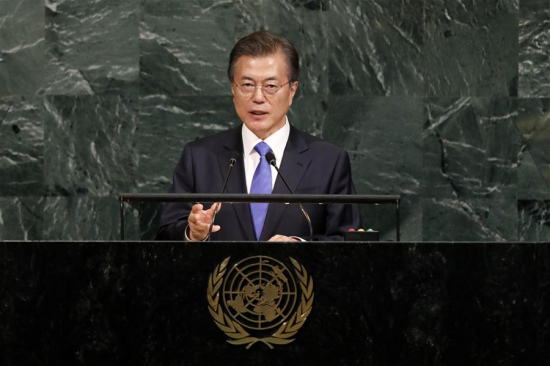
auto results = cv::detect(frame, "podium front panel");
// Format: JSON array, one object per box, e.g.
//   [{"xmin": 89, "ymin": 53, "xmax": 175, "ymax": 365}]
[{"xmin": 1, "ymin": 241, "xmax": 549, "ymax": 365}]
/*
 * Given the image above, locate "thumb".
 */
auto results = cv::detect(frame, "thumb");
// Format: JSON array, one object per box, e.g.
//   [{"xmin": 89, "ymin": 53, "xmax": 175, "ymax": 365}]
[{"xmin": 208, "ymin": 202, "xmax": 222, "ymax": 214}]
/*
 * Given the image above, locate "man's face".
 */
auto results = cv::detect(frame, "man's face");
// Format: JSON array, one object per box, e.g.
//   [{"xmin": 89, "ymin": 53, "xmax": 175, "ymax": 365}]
[{"xmin": 231, "ymin": 51, "xmax": 298, "ymax": 140}]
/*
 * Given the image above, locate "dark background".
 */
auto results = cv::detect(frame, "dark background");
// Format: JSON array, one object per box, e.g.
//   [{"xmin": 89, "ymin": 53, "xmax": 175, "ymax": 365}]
[
  {"xmin": 2, "ymin": 241, "xmax": 549, "ymax": 365},
  {"xmin": 0, "ymin": 0, "xmax": 549, "ymax": 241}
]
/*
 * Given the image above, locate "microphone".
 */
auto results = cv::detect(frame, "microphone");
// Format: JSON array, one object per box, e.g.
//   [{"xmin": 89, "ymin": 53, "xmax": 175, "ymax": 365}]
[
  {"xmin": 265, "ymin": 152, "xmax": 313, "ymax": 241},
  {"xmin": 207, "ymin": 151, "xmax": 241, "ymax": 240}
]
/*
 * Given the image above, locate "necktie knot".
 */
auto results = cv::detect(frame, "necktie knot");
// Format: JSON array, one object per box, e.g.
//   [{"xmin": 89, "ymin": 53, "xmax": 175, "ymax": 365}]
[{"xmin": 254, "ymin": 141, "xmax": 271, "ymax": 157}]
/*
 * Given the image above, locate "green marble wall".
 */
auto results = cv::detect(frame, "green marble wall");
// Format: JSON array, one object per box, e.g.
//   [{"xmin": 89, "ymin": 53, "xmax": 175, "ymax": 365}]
[{"xmin": 0, "ymin": 0, "xmax": 548, "ymax": 241}]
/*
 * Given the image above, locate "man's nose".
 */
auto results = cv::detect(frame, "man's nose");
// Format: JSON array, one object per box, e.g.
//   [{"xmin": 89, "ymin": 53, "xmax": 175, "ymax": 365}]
[{"xmin": 251, "ymin": 86, "xmax": 265, "ymax": 102}]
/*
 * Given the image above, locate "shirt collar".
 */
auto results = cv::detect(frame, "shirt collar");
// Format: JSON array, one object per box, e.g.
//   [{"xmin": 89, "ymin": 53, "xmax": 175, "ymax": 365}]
[{"xmin": 242, "ymin": 117, "xmax": 290, "ymax": 165}]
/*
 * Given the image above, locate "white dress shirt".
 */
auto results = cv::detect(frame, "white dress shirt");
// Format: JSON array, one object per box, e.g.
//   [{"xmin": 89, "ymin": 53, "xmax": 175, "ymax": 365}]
[{"xmin": 241, "ymin": 117, "xmax": 290, "ymax": 192}]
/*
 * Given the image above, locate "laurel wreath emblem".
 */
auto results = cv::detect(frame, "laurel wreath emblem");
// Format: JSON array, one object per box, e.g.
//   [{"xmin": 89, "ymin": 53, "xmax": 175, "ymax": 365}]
[{"xmin": 207, "ymin": 257, "xmax": 314, "ymax": 349}]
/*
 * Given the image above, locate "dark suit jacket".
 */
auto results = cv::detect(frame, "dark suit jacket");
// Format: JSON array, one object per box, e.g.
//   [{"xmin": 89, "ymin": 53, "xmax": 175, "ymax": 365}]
[{"xmin": 156, "ymin": 125, "xmax": 361, "ymax": 241}]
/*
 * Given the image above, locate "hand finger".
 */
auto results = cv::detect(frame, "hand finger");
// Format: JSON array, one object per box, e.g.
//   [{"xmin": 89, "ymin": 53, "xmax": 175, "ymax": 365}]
[
  {"xmin": 188, "ymin": 212, "xmax": 209, "ymax": 227},
  {"xmin": 191, "ymin": 203, "xmax": 204, "ymax": 213},
  {"xmin": 190, "ymin": 222, "xmax": 220, "ymax": 241},
  {"xmin": 188, "ymin": 212, "xmax": 204, "ymax": 225},
  {"xmin": 193, "ymin": 220, "xmax": 211, "ymax": 230},
  {"xmin": 268, "ymin": 235, "xmax": 296, "ymax": 242},
  {"xmin": 190, "ymin": 204, "xmax": 212, "ymax": 225}
]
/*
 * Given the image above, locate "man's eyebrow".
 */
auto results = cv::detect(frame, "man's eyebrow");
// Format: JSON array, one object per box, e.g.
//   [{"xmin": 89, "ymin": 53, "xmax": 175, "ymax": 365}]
[{"xmin": 238, "ymin": 76, "xmax": 279, "ymax": 82}]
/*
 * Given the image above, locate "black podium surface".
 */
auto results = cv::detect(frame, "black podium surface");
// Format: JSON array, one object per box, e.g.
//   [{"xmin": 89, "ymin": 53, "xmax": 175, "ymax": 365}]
[{"xmin": 2, "ymin": 241, "xmax": 549, "ymax": 366}]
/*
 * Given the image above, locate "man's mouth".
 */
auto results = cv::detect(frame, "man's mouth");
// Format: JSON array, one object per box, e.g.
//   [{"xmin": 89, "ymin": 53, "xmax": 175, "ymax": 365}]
[{"xmin": 250, "ymin": 110, "xmax": 268, "ymax": 115}]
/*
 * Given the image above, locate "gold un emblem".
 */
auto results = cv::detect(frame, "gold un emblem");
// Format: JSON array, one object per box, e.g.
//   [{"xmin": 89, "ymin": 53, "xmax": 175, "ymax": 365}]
[{"xmin": 207, "ymin": 256, "xmax": 314, "ymax": 349}]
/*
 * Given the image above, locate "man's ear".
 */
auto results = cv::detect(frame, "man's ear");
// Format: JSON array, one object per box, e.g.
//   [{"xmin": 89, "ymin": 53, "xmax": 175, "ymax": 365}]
[{"xmin": 289, "ymin": 81, "xmax": 298, "ymax": 101}]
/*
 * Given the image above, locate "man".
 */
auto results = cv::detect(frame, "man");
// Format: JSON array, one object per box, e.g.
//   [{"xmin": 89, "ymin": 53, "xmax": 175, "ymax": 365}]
[{"xmin": 157, "ymin": 31, "xmax": 360, "ymax": 241}]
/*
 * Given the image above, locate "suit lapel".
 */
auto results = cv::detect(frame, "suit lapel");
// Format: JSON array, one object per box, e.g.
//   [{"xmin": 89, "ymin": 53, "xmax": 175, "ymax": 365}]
[
  {"xmin": 218, "ymin": 128, "xmax": 255, "ymax": 241},
  {"xmin": 260, "ymin": 127, "xmax": 311, "ymax": 240}
]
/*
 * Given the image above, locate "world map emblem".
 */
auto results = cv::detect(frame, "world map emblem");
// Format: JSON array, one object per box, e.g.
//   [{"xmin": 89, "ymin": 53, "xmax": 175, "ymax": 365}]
[{"xmin": 207, "ymin": 256, "xmax": 314, "ymax": 349}]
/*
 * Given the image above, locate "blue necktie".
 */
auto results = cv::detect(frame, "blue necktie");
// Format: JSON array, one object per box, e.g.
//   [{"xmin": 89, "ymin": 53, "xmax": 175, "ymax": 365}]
[{"xmin": 250, "ymin": 142, "xmax": 273, "ymax": 240}]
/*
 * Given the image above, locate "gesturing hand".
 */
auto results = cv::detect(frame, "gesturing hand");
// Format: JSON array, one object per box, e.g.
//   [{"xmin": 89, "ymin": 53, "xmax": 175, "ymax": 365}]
[{"xmin": 187, "ymin": 203, "xmax": 221, "ymax": 241}]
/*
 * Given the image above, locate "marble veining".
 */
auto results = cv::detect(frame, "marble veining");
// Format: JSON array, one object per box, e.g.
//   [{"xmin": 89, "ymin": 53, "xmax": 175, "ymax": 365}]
[
  {"xmin": 43, "ymin": 0, "xmax": 139, "ymax": 95},
  {"xmin": 519, "ymin": 0, "xmax": 550, "ymax": 96},
  {"xmin": 519, "ymin": 200, "xmax": 550, "ymax": 241},
  {"xmin": 327, "ymin": 0, "xmax": 518, "ymax": 96},
  {"xmin": 0, "ymin": 0, "xmax": 549, "ymax": 240},
  {"xmin": 423, "ymin": 98, "xmax": 521, "ymax": 199},
  {"xmin": 43, "ymin": 196, "xmax": 131, "ymax": 241},
  {"xmin": 516, "ymin": 98, "xmax": 550, "ymax": 193},
  {"xmin": 43, "ymin": 95, "xmax": 138, "ymax": 196},
  {"xmin": 137, "ymin": 95, "xmax": 237, "ymax": 193},
  {"xmin": 140, "ymin": 0, "xmax": 328, "ymax": 98},
  {"xmin": 0, "ymin": 0, "xmax": 45, "ymax": 95},
  {"xmin": 423, "ymin": 197, "xmax": 518, "ymax": 241},
  {"xmin": 0, "ymin": 96, "xmax": 44, "ymax": 196},
  {"xmin": 0, "ymin": 197, "xmax": 43, "ymax": 240}
]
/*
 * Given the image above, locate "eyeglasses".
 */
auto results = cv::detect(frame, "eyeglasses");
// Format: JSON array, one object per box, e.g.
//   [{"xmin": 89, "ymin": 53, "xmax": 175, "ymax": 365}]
[{"xmin": 233, "ymin": 80, "xmax": 292, "ymax": 96}]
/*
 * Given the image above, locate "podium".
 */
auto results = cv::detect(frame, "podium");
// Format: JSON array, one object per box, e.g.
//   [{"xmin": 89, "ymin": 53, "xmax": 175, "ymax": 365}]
[
  {"xmin": 2, "ymin": 240, "xmax": 549, "ymax": 365},
  {"xmin": 118, "ymin": 193, "xmax": 402, "ymax": 241}
]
